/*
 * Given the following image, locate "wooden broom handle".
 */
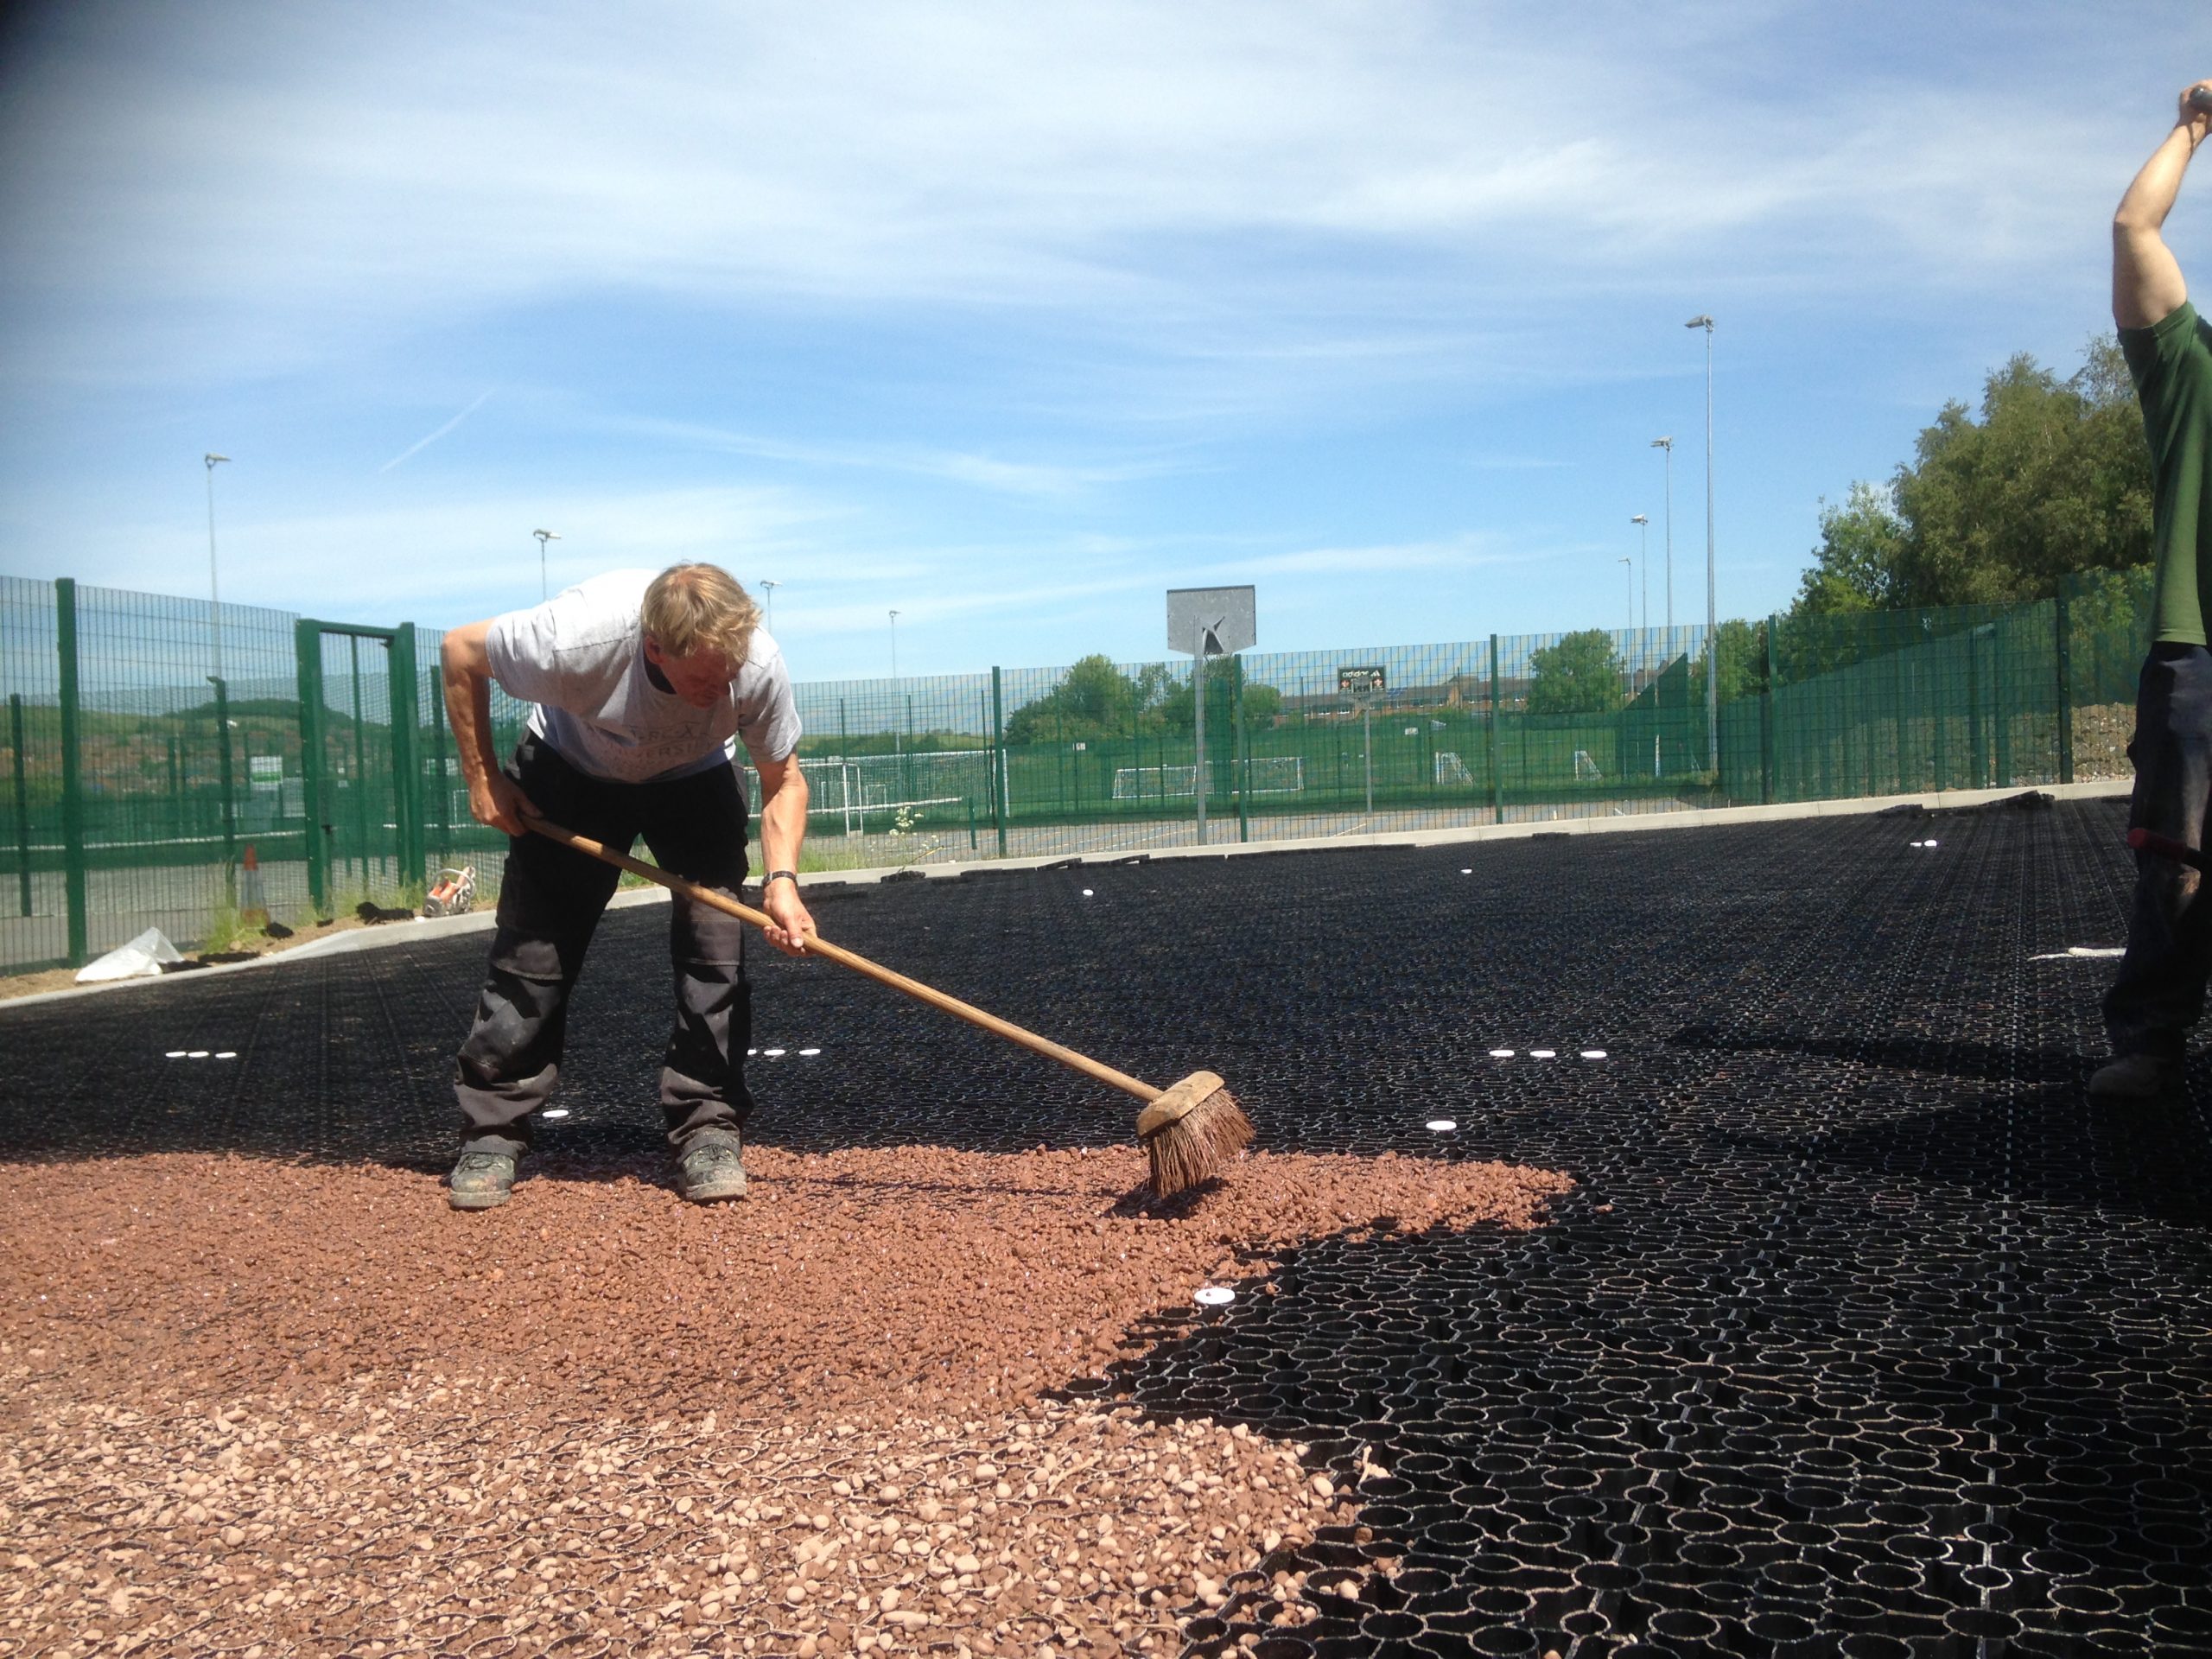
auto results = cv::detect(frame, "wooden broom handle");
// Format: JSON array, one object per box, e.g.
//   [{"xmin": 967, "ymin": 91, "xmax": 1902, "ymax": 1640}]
[{"xmin": 527, "ymin": 817, "xmax": 1164, "ymax": 1105}]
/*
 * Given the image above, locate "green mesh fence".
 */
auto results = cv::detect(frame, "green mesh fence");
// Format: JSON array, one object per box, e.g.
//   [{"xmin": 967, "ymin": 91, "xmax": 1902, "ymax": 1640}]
[
  {"xmin": 0, "ymin": 572, "xmax": 2161, "ymax": 975},
  {"xmin": 1, "ymin": 578, "xmax": 305, "ymax": 972},
  {"xmin": 1712, "ymin": 571, "xmax": 2151, "ymax": 806}
]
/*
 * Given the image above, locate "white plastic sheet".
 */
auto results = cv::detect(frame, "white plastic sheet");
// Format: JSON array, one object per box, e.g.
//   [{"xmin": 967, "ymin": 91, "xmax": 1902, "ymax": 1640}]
[{"xmin": 74, "ymin": 928, "xmax": 183, "ymax": 983}]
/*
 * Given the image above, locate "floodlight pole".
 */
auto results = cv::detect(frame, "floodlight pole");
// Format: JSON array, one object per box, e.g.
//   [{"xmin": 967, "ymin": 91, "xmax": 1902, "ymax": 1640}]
[
  {"xmin": 534, "ymin": 529, "xmax": 560, "ymax": 601},
  {"xmin": 889, "ymin": 611, "xmax": 901, "ymax": 762},
  {"xmin": 1631, "ymin": 516, "xmax": 1649, "ymax": 634},
  {"xmin": 204, "ymin": 454, "xmax": 230, "ymax": 683},
  {"xmin": 1686, "ymin": 313, "xmax": 1717, "ymax": 774},
  {"xmin": 1650, "ymin": 437, "xmax": 1673, "ymax": 633},
  {"xmin": 1631, "ymin": 515, "xmax": 1650, "ymax": 694},
  {"xmin": 760, "ymin": 579, "xmax": 779, "ymax": 626}
]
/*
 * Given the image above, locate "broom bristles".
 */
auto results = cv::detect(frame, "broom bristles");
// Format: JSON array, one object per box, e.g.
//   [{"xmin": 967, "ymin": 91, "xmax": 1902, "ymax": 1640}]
[{"xmin": 1143, "ymin": 1086, "xmax": 1254, "ymax": 1197}]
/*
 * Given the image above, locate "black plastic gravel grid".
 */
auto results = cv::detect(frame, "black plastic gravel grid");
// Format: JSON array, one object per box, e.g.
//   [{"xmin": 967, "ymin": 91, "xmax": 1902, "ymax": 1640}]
[{"xmin": 5, "ymin": 795, "xmax": 2210, "ymax": 1658}]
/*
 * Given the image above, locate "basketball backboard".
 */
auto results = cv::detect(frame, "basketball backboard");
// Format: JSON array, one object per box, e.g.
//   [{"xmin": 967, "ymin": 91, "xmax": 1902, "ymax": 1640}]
[{"xmin": 1166, "ymin": 586, "xmax": 1256, "ymax": 658}]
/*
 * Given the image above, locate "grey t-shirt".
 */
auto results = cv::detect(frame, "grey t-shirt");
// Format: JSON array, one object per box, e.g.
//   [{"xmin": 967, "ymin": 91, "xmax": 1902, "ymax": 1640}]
[{"xmin": 483, "ymin": 569, "xmax": 802, "ymax": 785}]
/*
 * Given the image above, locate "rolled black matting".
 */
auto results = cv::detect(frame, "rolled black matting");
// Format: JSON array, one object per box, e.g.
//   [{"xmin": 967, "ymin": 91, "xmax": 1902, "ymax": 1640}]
[{"xmin": 5, "ymin": 795, "xmax": 2209, "ymax": 1657}]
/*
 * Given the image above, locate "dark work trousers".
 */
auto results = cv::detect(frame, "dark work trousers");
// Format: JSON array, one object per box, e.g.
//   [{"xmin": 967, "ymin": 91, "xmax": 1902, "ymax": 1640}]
[
  {"xmin": 2106, "ymin": 642, "xmax": 2212, "ymax": 1062},
  {"xmin": 454, "ymin": 734, "xmax": 753, "ymax": 1157}
]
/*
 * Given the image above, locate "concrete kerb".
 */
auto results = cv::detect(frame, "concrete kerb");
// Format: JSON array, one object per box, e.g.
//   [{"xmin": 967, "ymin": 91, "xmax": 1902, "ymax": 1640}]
[
  {"xmin": 826, "ymin": 779, "xmax": 2130, "ymax": 881},
  {"xmin": 0, "ymin": 886, "xmax": 670, "ymax": 1013},
  {"xmin": 1, "ymin": 780, "xmax": 2128, "ymax": 1014}
]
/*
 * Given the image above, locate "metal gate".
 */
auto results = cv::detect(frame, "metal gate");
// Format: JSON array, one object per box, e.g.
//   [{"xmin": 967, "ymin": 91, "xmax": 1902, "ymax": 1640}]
[{"xmin": 295, "ymin": 620, "xmax": 424, "ymax": 913}]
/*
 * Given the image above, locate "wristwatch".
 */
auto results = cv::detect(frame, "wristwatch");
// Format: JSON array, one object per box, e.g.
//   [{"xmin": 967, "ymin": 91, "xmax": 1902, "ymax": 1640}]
[{"xmin": 764, "ymin": 869, "xmax": 798, "ymax": 888}]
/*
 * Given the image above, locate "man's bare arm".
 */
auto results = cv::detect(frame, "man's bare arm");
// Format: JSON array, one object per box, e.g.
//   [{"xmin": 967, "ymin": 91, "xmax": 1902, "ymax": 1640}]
[
  {"xmin": 2114, "ymin": 83, "xmax": 2212, "ymax": 330},
  {"xmin": 750, "ymin": 752, "xmax": 815, "ymax": 957},
  {"xmin": 442, "ymin": 620, "xmax": 537, "ymax": 836}
]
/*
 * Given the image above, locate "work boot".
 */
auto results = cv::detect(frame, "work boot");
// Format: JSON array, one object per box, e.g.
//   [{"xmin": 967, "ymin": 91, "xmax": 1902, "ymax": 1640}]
[
  {"xmin": 2088, "ymin": 1053, "xmax": 2183, "ymax": 1103},
  {"xmin": 677, "ymin": 1137, "xmax": 748, "ymax": 1203},
  {"xmin": 448, "ymin": 1149, "xmax": 518, "ymax": 1211}
]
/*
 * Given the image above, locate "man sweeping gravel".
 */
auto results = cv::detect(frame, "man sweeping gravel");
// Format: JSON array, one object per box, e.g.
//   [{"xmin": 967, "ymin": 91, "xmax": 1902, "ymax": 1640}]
[{"xmin": 440, "ymin": 563, "xmax": 816, "ymax": 1208}]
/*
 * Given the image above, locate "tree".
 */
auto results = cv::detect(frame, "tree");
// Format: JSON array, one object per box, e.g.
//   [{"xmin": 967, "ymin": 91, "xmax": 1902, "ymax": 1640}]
[
  {"xmin": 1795, "ymin": 482, "xmax": 1910, "ymax": 615},
  {"xmin": 1003, "ymin": 655, "xmax": 1141, "ymax": 745},
  {"xmin": 1891, "ymin": 342, "xmax": 2152, "ymax": 604},
  {"xmin": 1153, "ymin": 668, "xmax": 1282, "ymax": 732},
  {"xmin": 1525, "ymin": 629, "xmax": 1624, "ymax": 715},
  {"xmin": 1004, "ymin": 655, "xmax": 1283, "ymax": 744},
  {"xmin": 1795, "ymin": 338, "xmax": 2153, "ymax": 617},
  {"xmin": 1688, "ymin": 618, "xmax": 1769, "ymax": 705}
]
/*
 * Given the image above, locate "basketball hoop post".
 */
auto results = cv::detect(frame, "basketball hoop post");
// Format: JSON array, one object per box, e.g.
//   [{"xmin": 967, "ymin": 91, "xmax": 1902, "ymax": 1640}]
[{"xmin": 1166, "ymin": 588, "xmax": 1257, "ymax": 848}]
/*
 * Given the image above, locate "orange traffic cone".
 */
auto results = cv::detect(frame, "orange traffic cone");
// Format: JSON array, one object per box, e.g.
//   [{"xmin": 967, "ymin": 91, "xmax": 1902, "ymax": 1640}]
[{"xmin": 240, "ymin": 842, "xmax": 269, "ymax": 929}]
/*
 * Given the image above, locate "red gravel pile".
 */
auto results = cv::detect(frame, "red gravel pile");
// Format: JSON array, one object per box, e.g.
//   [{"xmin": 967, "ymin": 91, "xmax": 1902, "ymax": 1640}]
[{"xmin": 2, "ymin": 1146, "xmax": 1569, "ymax": 1656}]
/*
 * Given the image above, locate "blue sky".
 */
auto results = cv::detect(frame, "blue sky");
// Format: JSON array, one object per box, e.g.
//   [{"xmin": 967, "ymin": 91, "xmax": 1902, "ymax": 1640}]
[{"xmin": 2, "ymin": 1, "xmax": 2207, "ymax": 679}]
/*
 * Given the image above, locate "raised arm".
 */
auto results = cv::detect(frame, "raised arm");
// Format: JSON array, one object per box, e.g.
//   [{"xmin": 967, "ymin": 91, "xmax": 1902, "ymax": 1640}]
[
  {"xmin": 2114, "ymin": 83, "xmax": 2212, "ymax": 330},
  {"xmin": 442, "ymin": 619, "xmax": 538, "ymax": 836}
]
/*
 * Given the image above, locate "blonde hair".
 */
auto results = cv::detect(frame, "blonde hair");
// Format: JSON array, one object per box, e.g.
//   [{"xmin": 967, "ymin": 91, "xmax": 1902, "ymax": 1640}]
[{"xmin": 640, "ymin": 563, "xmax": 760, "ymax": 664}]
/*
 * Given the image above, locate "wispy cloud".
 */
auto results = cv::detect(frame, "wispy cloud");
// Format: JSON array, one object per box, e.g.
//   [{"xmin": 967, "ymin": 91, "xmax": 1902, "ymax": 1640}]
[
  {"xmin": 613, "ymin": 416, "xmax": 1188, "ymax": 499},
  {"xmin": 0, "ymin": 2, "xmax": 2148, "ymax": 394},
  {"xmin": 1236, "ymin": 535, "xmax": 1530, "ymax": 578},
  {"xmin": 378, "ymin": 391, "xmax": 490, "ymax": 472}
]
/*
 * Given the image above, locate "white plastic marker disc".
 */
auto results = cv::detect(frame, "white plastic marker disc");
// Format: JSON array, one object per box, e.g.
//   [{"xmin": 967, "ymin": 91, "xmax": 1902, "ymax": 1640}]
[
  {"xmin": 1426, "ymin": 1118, "xmax": 1459, "ymax": 1132},
  {"xmin": 165, "ymin": 1051, "xmax": 187, "ymax": 1059},
  {"xmin": 747, "ymin": 1048, "xmax": 759, "ymax": 1056},
  {"xmin": 799, "ymin": 1046, "xmax": 823, "ymax": 1056},
  {"xmin": 1489, "ymin": 1049, "xmax": 1515, "ymax": 1058},
  {"xmin": 1461, "ymin": 868, "xmax": 1472, "ymax": 875},
  {"xmin": 1530, "ymin": 1049, "xmax": 1557, "ymax": 1059},
  {"xmin": 1580, "ymin": 1050, "xmax": 1607, "ymax": 1060},
  {"xmin": 1082, "ymin": 888, "xmax": 1094, "ymax": 897},
  {"xmin": 1925, "ymin": 839, "xmax": 1938, "ymax": 848},
  {"xmin": 764, "ymin": 1047, "xmax": 786, "ymax": 1058},
  {"xmin": 542, "ymin": 1109, "xmax": 570, "ymax": 1120},
  {"xmin": 1194, "ymin": 1287, "xmax": 1236, "ymax": 1306}
]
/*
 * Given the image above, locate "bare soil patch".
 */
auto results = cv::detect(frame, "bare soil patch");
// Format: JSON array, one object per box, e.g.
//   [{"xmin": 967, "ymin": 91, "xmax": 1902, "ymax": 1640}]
[
  {"xmin": 1, "ymin": 1145, "xmax": 1570, "ymax": 1656},
  {"xmin": 0, "ymin": 909, "xmax": 419, "ymax": 1003},
  {"xmin": 2069, "ymin": 700, "xmax": 2133, "ymax": 781}
]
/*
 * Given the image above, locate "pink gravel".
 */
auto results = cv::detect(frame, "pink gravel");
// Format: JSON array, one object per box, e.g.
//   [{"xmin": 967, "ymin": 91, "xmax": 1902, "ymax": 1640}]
[{"xmin": 1, "ymin": 1144, "xmax": 1571, "ymax": 1656}]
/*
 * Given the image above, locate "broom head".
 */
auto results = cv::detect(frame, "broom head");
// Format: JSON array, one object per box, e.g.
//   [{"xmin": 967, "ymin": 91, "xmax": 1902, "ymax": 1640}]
[{"xmin": 1136, "ymin": 1071, "xmax": 1253, "ymax": 1197}]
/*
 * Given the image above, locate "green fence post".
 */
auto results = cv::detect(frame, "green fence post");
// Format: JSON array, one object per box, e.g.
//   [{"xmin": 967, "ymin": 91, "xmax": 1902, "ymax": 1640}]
[
  {"xmin": 990, "ymin": 667, "xmax": 1007, "ymax": 856},
  {"xmin": 211, "ymin": 674, "xmax": 237, "ymax": 903},
  {"xmin": 1763, "ymin": 615, "xmax": 1778, "ymax": 804},
  {"xmin": 1488, "ymin": 634, "xmax": 1503, "ymax": 824},
  {"xmin": 2055, "ymin": 587, "xmax": 2075, "ymax": 785},
  {"xmin": 295, "ymin": 620, "xmax": 328, "ymax": 916},
  {"xmin": 1930, "ymin": 613, "xmax": 1950, "ymax": 790},
  {"xmin": 1993, "ymin": 617, "xmax": 2014, "ymax": 789},
  {"xmin": 55, "ymin": 578, "xmax": 86, "ymax": 967},
  {"xmin": 347, "ymin": 635, "xmax": 372, "ymax": 893},
  {"xmin": 838, "ymin": 700, "xmax": 851, "ymax": 836},
  {"xmin": 1233, "ymin": 656, "xmax": 1249, "ymax": 842},
  {"xmin": 1965, "ymin": 627, "xmax": 1986, "ymax": 789},
  {"xmin": 390, "ymin": 623, "xmax": 423, "ymax": 891},
  {"xmin": 429, "ymin": 655, "xmax": 450, "ymax": 866},
  {"xmin": 10, "ymin": 694, "xmax": 30, "ymax": 919}
]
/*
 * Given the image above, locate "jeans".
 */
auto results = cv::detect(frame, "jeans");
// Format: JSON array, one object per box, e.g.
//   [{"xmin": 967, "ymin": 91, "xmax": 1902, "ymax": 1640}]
[
  {"xmin": 2105, "ymin": 642, "xmax": 2212, "ymax": 1062},
  {"xmin": 453, "ymin": 734, "xmax": 753, "ymax": 1155}
]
